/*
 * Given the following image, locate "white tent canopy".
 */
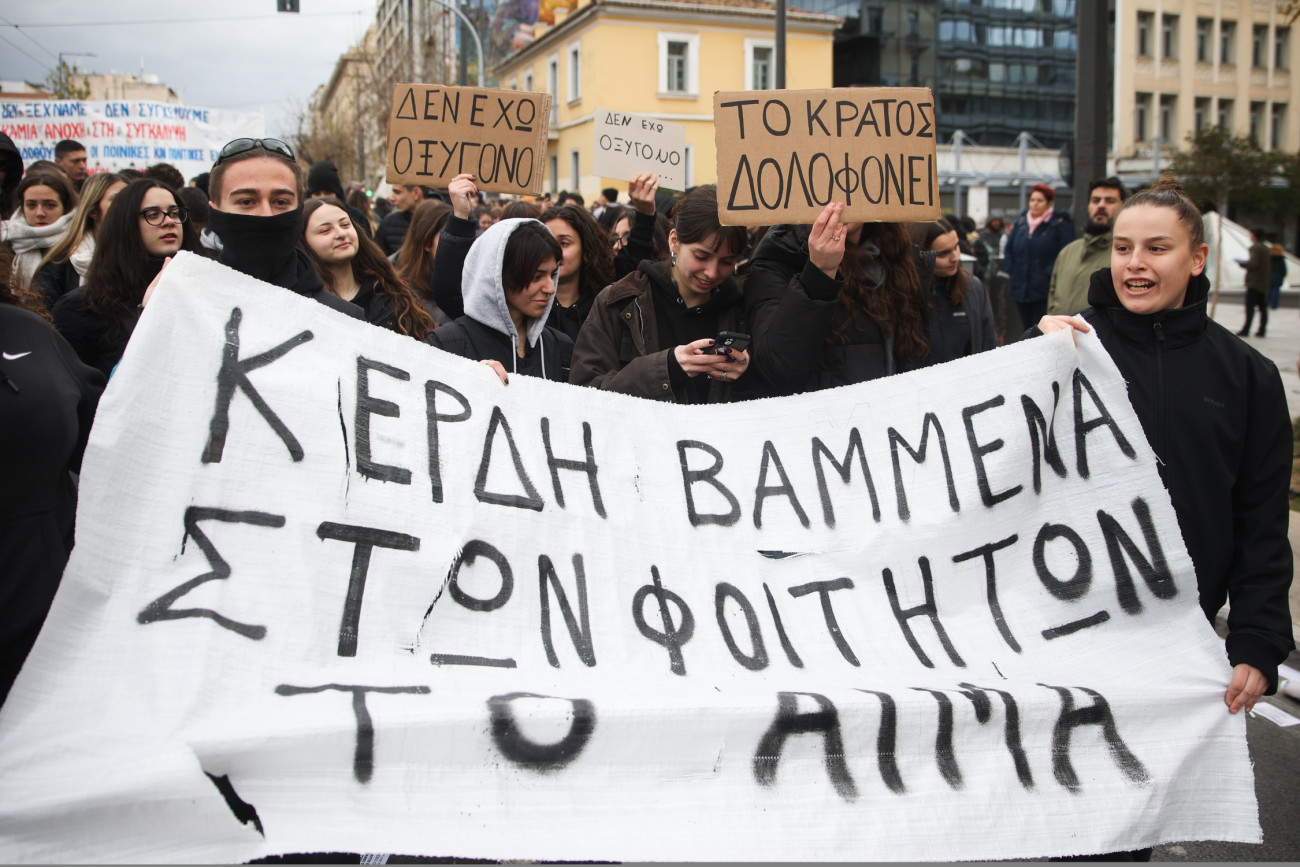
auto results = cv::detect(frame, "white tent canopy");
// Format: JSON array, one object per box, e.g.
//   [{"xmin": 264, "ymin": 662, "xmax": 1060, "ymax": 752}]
[{"xmin": 1203, "ymin": 211, "xmax": 1300, "ymax": 294}]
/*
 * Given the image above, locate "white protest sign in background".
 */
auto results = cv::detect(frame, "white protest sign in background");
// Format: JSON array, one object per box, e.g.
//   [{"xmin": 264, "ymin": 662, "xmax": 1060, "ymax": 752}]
[
  {"xmin": 0, "ymin": 100, "xmax": 264, "ymax": 180},
  {"xmin": 592, "ymin": 108, "xmax": 686, "ymax": 190},
  {"xmin": 0, "ymin": 253, "xmax": 1258, "ymax": 862}
]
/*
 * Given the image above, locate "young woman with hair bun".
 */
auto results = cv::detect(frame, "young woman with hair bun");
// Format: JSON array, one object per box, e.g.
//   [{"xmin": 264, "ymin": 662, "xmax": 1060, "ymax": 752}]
[{"xmin": 1036, "ymin": 175, "xmax": 1294, "ymax": 741}]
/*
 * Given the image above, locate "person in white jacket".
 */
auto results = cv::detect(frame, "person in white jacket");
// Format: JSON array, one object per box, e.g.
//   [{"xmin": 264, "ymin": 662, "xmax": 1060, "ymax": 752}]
[{"xmin": 3, "ymin": 169, "xmax": 77, "ymax": 296}]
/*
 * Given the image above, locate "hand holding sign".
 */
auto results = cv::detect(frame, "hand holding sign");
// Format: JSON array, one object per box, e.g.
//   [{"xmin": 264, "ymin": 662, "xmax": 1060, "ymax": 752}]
[
  {"xmin": 448, "ymin": 173, "xmax": 479, "ymax": 220},
  {"xmin": 627, "ymin": 172, "xmax": 659, "ymax": 216},
  {"xmin": 808, "ymin": 202, "xmax": 848, "ymax": 279}
]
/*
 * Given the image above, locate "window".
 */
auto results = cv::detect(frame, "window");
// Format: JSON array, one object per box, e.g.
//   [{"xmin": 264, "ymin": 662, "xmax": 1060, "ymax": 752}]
[
  {"xmin": 524, "ymin": 70, "xmax": 533, "ymax": 92},
  {"xmin": 1250, "ymin": 101, "xmax": 1265, "ymax": 144},
  {"xmin": 1159, "ymin": 94, "xmax": 1176, "ymax": 142},
  {"xmin": 910, "ymin": 52, "xmax": 921, "ymax": 84},
  {"xmin": 1221, "ymin": 20, "xmax": 1236, "ymax": 65},
  {"xmin": 1137, "ymin": 12, "xmax": 1152, "ymax": 56},
  {"xmin": 1253, "ymin": 25, "xmax": 1267, "ymax": 68},
  {"xmin": 570, "ymin": 149, "xmax": 580, "ymax": 190},
  {"xmin": 1272, "ymin": 103, "xmax": 1287, "ymax": 149},
  {"xmin": 1135, "ymin": 92, "xmax": 1151, "ymax": 141},
  {"xmin": 507, "ymin": 77, "xmax": 518, "ymax": 90},
  {"xmin": 906, "ymin": 9, "xmax": 919, "ymax": 37},
  {"xmin": 1277, "ymin": 27, "xmax": 1290, "ymax": 69},
  {"xmin": 1161, "ymin": 14, "xmax": 1178, "ymax": 59},
  {"xmin": 1218, "ymin": 98, "xmax": 1234, "ymax": 130},
  {"xmin": 1194, "ymin": 96, "xmax": 1210, "ymax": 132},
  {"xmin": 745, "ymin": 39, "xmax": 774, "ymax": 90},
  {"xmin": 546, "ymin": 55, "xmax": 558, "ymax": 123},
  {"xmin": 549, "ymin": 153, "xmax": 558, "ymax": 194},
  {"xmin": 1196, "ymin": 19, "xmax": 1211, "ymax": 62},
  {"xmin": 658, "ymin": 32, "xmax": 699, "ymax": 96},
  {"xmin": 566, "ymin": 42, "xmax": 581, "ymax": 102},
  {"xmin": 866, "ymin": 7, "xmax": 884, "ymax": 35}
]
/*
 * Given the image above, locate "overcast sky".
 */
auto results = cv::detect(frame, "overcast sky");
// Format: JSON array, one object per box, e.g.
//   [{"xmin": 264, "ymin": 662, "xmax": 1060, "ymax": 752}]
[{"xmin": 0, "ymin": 0, "xmax": 378, "ymax": 136}]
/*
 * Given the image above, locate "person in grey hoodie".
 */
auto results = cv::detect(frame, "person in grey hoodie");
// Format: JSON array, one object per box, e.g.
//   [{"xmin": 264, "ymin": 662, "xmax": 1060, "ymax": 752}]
[{"xmin": 425, "ymin": 218, "xmax": 572, "ymax": 382}]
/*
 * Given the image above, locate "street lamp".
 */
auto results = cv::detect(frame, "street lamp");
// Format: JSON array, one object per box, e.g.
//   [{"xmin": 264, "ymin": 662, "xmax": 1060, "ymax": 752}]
[
  {"xmin": 425, "ymin": 0, "xmax": 485, "ymax": 86},
  {"xmin": 57, "ymin": 51, "xmax": 97, "ymax": 71}
]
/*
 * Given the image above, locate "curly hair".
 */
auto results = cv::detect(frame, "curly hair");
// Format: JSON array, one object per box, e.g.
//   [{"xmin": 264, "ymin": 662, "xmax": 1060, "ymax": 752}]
[
  {"xmin": 300, "ymin": 197, "xmax": 436, "ymax": 339},
  {"xmin": 538, "ymin": 203, "xmax": 615, "ymax": 298},
  {"xmin": 831, "ymin": 222, "xmax": 929, "ymax": 360}
]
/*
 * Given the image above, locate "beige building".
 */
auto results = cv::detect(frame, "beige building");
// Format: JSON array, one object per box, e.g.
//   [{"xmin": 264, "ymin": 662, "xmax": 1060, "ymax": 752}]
[
  {"xmin": 74, "ymin": 72, "xmax": 181, "ymax": 104},
  {"xmin": 1114, "ymin": 0, "xmax": 1297, "ymax": 172},
  {"xmin": 495, "ymin": 0, "xmax": 838, "ymax": 200},
  {"xmin": 309, "ymin": 25, "xmax": 388, "ymax": 184}
]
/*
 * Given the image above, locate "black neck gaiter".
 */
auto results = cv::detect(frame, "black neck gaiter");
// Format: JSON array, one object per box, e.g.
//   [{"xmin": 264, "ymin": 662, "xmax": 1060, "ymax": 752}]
[{"xmin": 208, "ymin": 205, "xmax": 322, "ymax": 296}]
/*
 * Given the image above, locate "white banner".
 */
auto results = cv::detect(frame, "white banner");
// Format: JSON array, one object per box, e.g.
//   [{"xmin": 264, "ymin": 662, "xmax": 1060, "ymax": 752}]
[
  {"xmin": 0, "ymin": 99, "xmax": 264, "ymax": 180},
  {"xmin": 0, "ymin": 253, "xmax": 1258, "ymax": 863}
]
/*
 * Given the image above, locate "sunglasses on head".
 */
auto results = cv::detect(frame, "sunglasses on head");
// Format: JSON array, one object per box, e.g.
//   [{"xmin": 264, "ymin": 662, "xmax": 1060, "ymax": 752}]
[{"xmin": 215, "ymin": 138, "xmax": 296, "ymax": 166}]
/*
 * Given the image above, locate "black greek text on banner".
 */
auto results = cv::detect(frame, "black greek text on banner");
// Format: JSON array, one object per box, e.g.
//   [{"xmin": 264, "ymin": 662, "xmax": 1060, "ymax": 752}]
[{"xmin": 0, "ymin": 252, "xmax": 1258, "ymax": 862}]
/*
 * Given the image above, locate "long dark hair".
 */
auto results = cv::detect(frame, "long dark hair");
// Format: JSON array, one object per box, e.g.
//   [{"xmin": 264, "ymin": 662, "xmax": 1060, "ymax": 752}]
[
  {"xmin": 538, "ymin": 203, "xmax": 615, "ymax": 297},
  {"xmin": 833, "ymin": 223, "xmax": 928, "ymax": 360},
  {"xmin": 394, "ymin": 199, "xmax": 452, "ymax": 301},
  {"xmin": 910, "ymin": 218, "xmax": 967, "ymax": 307},
  {"xmin": 300, "ymin": 196, "xmax": 436, "ymax": 339},
  {"xmin": 82, "ymin": 179, "xmax": 200, "ymax": 318}
]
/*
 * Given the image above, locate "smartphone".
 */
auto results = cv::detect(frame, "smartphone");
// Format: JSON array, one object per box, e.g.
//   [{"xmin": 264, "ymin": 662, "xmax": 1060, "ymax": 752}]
[{"xmin": 704, "ymin": 331, "xmax": 751, "ymax": 354}]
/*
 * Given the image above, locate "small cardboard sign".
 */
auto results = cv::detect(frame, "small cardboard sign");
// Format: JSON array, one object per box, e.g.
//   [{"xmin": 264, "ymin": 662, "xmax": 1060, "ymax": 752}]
[
  {"xmin": 592, "ymin": 108, "xmax": 687, "ymax": 190},
  {"xmin": 713, "ymin": 87, "xmax": 941, "ymax": 226},
  {"xmin": 385, "ymin": 83, "xmax": 551, "ymax": 195}
]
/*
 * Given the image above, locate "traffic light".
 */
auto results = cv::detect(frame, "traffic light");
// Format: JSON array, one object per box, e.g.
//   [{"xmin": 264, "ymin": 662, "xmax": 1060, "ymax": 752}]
[{"xmin": 277, "ymin": 0, "xmax": 300, "ymax": 12}]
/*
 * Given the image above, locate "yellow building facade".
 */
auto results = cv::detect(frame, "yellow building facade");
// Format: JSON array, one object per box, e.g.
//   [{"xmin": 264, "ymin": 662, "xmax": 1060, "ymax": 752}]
[{"xmin": 496, "ymin": 0, "xmax": 838, "ymax": 200}]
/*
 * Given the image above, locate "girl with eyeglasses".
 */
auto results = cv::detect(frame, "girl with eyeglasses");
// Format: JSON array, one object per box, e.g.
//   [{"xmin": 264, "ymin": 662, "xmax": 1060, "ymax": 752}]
[{"xmin": 51, "ymin": 179, "xmax": 200, "ymax": 377}]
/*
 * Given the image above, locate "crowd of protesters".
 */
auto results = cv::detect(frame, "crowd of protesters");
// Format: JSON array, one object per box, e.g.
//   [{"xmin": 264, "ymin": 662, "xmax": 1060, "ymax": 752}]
[{"xmin": 0, "ymin": 133, "xmax": 1294, "ymax": 859}]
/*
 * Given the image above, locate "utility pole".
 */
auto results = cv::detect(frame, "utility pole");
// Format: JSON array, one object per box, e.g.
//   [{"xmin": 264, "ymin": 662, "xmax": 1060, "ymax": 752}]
[
  {"xmin": 775, "ymin": 0, "xmax": 786, "ymax": 88},
  {"xmin": 1072, "ymin": 0, "xmax": 1110, "ymax": 229}
]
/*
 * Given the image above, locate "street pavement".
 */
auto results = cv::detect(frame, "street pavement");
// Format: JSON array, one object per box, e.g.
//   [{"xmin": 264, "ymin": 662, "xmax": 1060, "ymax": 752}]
[{"xmin": 1148, "ymin": 290, "xmax": 1300, "ymax": 862}]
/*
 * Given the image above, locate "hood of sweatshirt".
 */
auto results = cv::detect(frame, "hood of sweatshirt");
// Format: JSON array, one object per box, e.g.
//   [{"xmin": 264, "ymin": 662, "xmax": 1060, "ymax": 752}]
[{"xmin": 462, "ymin": 217, "xmax": 556, "ymax": 350}]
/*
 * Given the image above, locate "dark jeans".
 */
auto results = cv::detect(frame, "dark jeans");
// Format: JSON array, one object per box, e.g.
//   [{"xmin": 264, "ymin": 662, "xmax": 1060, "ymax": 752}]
[{"xmin": 1242, "ymin": 289, "xmax": 1268, "ymax": 335}]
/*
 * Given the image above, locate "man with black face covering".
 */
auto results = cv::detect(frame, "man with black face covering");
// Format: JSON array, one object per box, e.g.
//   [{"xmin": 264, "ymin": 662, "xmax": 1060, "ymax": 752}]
[
  {"xmin": 1046, "ymin": 177, "xmax": 1127, "ymax": 316},
  {"xmin": 204, "ymin": 138, "xmax": 363, "ymax": 321}
]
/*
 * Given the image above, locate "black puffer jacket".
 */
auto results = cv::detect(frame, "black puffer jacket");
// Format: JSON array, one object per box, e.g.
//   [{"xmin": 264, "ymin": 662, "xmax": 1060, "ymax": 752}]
[
  {"xmin": 1073, "ymin": 267, "xmax": 1295, "ymax": 690},
  {"xmin": 375, "ymin": 209, "xmax": 412, "ymax": 256},
  {"xmin": 743, "ymin": 224, "xmax": 937, "ymax": 395}
]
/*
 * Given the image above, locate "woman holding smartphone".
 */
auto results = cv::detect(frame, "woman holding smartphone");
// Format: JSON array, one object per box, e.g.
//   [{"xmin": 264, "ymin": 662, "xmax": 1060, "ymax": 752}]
[{"xmin": 568, "ymin": 184, "xmax": 754, "ymax": 403}]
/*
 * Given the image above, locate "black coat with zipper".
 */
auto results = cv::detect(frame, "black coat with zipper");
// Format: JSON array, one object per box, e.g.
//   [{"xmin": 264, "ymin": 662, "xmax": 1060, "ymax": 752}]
[{"xmin": 1060, "ymin": 268, "xmax": 1295, "ymax": 690}]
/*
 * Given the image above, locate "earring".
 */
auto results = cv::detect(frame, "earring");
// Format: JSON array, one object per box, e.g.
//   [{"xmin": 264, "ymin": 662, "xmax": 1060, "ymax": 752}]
[{"xmin": 671, "ymin": 247, "xmax": 677, "ymax": 267}]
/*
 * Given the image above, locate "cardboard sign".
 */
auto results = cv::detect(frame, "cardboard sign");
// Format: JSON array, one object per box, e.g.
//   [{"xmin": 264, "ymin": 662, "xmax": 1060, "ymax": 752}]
[
  {"xmin": 592, "ymin": 108, "xmax": 687, "ymax": 190},
  {"xmin": 385, "ymin": 83, "xmax": 550, "ymax": 195},
  {"xmin": 0, "ymin": 253, "xmax": 1259, "ymax": 862},
  {"xmin": 714, "ymin": 87, "xmax": 942, "ymax": 225}
]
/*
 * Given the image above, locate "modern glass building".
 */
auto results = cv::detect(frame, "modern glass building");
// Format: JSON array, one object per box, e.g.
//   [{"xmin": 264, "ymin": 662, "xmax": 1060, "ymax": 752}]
[{"xmin": 800, "ymin": 0, "xmax": 1079, "ymax": 148}]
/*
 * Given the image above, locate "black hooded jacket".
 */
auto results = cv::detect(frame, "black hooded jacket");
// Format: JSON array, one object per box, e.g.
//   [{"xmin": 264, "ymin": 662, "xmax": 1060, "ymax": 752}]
[
  {"xmin": 743, "ymin": 224, "xmax": 938, "ymax": 395},
  {"xmin": 0, "ymin": 305, "xmax": 104, "ymax": 706},
  {"xmin": 0, "ymin": 132, "xmax": 22, "ymax": 215},
  {"xmin": 1067, "ymin": 267, "xmax": 1295, "ymax": 690}
]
